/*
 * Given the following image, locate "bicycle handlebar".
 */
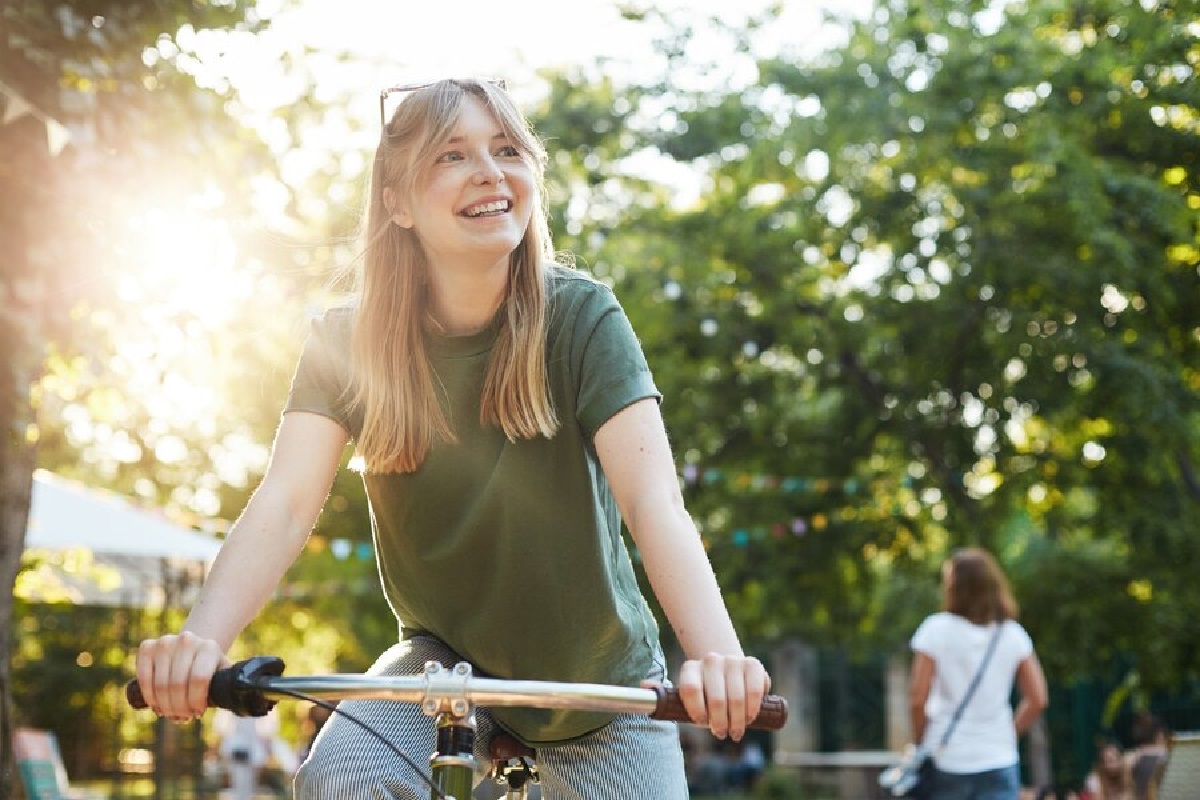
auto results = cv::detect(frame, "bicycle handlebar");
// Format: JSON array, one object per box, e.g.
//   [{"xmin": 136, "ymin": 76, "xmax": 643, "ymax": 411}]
[{"xmin": 126, "ymin": 656, "xmax": 789, "ymax": 731}]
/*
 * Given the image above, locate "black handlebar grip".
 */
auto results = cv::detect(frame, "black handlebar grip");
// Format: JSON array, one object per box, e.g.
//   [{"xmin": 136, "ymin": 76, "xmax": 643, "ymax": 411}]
[
  {"xmin": 649, "ymin": 686, "xmax": 789, "ymax": 730},
  {"xmin": 125, "ymin": 656, "xmax": 286, "ymax": 717}
]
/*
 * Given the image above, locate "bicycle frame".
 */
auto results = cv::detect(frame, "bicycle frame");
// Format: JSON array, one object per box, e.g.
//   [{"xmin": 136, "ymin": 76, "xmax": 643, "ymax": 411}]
[{"xmin": 128, "ymin": 656, "xmax": 789, "ymax": 800}]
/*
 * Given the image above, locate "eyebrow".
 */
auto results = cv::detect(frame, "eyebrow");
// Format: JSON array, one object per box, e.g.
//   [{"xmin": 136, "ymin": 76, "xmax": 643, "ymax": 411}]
[{"xmin": 443, "ymin": 131, "xmax": 511, "ymax": 145}]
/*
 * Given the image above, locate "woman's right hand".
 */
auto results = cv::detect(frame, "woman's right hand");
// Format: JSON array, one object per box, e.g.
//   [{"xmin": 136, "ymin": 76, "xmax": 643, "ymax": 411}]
[{"xmin": 135, "ymin": 630, "xmax": 230, "ymax": 722}]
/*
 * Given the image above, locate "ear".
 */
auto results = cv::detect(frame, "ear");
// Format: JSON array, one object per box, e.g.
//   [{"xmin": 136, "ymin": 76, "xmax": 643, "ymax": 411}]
[{"xmin": 382, "ymin": 187, "xmax": 414, "ymax": 229}]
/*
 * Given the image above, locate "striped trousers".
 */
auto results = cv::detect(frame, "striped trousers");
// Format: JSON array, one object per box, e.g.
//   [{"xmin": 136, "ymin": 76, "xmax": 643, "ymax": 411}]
[{"xmin": 294, "ymin": 636, "xmax": 690, "ymax": 799}]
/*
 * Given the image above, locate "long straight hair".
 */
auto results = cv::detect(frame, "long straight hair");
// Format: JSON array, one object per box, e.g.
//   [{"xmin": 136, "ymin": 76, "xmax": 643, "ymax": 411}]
[
  {"xmin": 348, "ymin": 79, "xmax": 559, "ymax": 473},
  {"xmin": 943, "ymin": 547, "xmax": 1019, "ymax": 624}
]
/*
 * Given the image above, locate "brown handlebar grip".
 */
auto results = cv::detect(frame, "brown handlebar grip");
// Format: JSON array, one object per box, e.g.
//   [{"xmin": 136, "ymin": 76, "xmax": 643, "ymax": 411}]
[
  {"xmin": 126, "ymin": 679, "xmax": 148, "ymax": 710},
  {"xmin": 649, "ymin": 686, "xmax": 789, "ymax": 730}
]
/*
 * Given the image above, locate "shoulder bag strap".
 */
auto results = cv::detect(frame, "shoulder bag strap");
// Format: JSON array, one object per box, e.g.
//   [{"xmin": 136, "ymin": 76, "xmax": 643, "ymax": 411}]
[{"xmin": 937, "ymin": 622, "xmax": 1004, "ymax": 748}]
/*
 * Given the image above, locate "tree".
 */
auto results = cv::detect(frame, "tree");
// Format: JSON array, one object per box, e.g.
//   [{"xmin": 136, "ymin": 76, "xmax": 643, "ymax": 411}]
[
  {"xmin": 750, "ymin": 0, "xmax": 1199, "ymax": 682},
  {"xmin": 0, "ymin": 3, "xmax": 267, "ymax": 794},
  {"xmin": 535, "ymin": 0, "xmax": 1198, "ymax": 687}
]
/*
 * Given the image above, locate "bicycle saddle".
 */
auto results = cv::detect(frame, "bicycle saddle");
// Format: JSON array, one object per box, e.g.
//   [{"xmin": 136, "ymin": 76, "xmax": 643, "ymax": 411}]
[{"xmin": 489, "ymin": 732, "xmax": 535, "ymax": 761}]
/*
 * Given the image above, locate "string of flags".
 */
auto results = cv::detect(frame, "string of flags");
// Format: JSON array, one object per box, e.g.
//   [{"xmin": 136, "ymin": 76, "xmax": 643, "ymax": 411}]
[
  {"xmin": 0, "ymin": 77, "xmax": 72, "ymax": 156},
  {"xmin": 304, "ymin": 465, "xmax": 918, "ymax": 557},
  {"xmin": 308, "ymin": 536, "xmax": 375, "ymax": 561},
  {"xmin": 680, "ymin": 464, "xmax": 923, "ymax": 546},
  {"xmin": 683, "ymin": 463, "xmax": 869, "ymax": 494},
  {"xmin": 680, "ymin": 463, "xmax": 916, "ymax": 495}
]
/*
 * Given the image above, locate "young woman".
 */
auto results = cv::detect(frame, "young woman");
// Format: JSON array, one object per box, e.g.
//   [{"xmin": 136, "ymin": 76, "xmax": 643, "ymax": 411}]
[
  {"xmin": 134, "ymin": 78, "xmax": 770, "ymax": 799},
  {"xmin": 1081, "ymin": 741, "xmax": 1135, "ymax": 800},
  {"xmin": 908, "ymin": 547, "xmax": 1049, "ymax": 800}
]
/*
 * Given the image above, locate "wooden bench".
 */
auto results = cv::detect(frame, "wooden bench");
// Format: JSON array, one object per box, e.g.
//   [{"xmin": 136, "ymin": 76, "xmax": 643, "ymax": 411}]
[{"xmin": 775, "ymin": 749, "xmax": 894, "ymax": 800}]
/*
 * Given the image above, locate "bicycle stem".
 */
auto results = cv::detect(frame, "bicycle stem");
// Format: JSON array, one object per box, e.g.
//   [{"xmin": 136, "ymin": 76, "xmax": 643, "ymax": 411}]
[{"xmin": 425, "ymin": 663, "xmax": 535, "ymax": 800}]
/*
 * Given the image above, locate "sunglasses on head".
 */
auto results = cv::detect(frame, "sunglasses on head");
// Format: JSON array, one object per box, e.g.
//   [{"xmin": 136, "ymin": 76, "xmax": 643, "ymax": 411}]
[{"xmin": 379, "ymin": 78, "xmax": 508, "ymax": 127}]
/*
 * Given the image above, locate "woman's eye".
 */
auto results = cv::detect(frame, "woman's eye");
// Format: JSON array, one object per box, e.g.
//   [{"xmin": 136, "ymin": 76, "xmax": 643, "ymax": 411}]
[
  {"xmin": 435, "ymin": 150, "xmax": 464, "ymax": 163},
  {"xmin": 496, "ymin": 145, "xmax": 521, "ymax": 158}
]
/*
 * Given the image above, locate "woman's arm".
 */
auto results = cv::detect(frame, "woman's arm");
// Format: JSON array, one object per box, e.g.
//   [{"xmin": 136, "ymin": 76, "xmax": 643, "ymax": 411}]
[
  {"xmin": 1013, "ymin": 650, "xmax": 1049, "ymax": 735},
  {"xmin": 135, "ymin": 412, "xmax": 349, "ymax": 721},
  {"xmin": 594, "ymin": 398, "xmax": 769, "ymax": 742},
  {"xmin": 908, "ymin": 651, "xmax": 935, "ymax": 742}
]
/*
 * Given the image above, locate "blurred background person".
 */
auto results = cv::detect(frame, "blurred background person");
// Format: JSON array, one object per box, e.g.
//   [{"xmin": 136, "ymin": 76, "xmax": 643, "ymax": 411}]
[
  {"xmin": 1127, "ymin": 713, "xmax": 1170, "ymax": 800},
  {"xmin": 1081, "ymin": 740, "xmax": 1133, "ymax": 800},
  {"xmin": 908, "ymin": 547, "xmax": 1049, "ymax": 800}
]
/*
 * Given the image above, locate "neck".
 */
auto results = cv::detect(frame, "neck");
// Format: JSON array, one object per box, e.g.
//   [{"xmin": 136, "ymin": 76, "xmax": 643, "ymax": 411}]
[{"xmin": 427, "ymin": 258, "xmax": 509, "ymax": 335}]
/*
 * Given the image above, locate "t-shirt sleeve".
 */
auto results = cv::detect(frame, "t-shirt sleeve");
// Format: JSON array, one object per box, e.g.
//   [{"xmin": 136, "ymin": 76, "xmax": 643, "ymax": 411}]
[
  {"xmin": 574, "ymin": 286, "xmax": 661, "ymax": 437},
  {"xmin": 1009, "ymin": 621, "xmax": 1034, "ymax": 659},
  {"xmin": 283, "ymin": 309, "xmax": 357, "ymax": 435},
  {"xmin": 910, "ymin": 614, "xmax": 942, "ymax": 656}
]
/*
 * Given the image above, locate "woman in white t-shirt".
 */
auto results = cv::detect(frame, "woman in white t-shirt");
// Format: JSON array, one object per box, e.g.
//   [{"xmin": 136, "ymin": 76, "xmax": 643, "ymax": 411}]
[{"xmin": 909, "ymin": 547, "xmax": 1049, "ymax": 799}]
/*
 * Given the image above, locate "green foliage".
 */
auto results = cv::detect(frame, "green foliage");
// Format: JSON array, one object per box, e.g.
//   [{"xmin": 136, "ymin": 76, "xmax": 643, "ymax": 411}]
[
  {"xmin": 7, "ymin": 0, "xmax": 1200, "ymax": 786},
  {"xmin": 1, "ymin": 0, "xmax": 390, "ymax": 784},
  {"xmin": 10, "ymin": 602, "xmax": 145, "ymax": 779},
  {"xmin": 534, "ymin": 0, "xmax": 1199, "ymax": 687}
]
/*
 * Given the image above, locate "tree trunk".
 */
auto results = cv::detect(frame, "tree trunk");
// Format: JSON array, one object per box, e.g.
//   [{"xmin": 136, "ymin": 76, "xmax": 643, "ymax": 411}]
[
  {"xmin": 0, "ymin": 107, "xmax": 48, "ymax": 800},
  {"xmin": 0, "ymin": 444, "xmax": 36, "ymax": 800}
]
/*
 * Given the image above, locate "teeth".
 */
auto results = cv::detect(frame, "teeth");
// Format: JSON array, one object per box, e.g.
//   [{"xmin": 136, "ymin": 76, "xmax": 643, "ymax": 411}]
[{"xmin": 465, "ymin": 200, "xmax": 508, "ymax": 217}]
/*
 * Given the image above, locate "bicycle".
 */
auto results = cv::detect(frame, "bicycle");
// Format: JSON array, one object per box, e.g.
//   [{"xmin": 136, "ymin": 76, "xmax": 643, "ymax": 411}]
[{"xmin": 128, "ymin": 655, "xmax": 789, "ymax": 800}]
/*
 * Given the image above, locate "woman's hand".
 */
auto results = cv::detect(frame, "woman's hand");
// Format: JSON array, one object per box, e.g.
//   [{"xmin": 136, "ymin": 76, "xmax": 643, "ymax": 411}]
[
  {"xmin": 135, "ymin": 630, "xmax": 230, "ymax": 723},
  {"xmin": 673, "ymin": 652, "xmax": 771, "ymax": 741}
]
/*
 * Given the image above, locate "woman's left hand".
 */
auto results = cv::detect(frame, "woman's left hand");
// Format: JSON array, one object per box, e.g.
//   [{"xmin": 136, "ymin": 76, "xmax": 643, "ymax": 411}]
[{"xmin": 672, "ymin": 652, "xmax": 771, "ymax": 741}]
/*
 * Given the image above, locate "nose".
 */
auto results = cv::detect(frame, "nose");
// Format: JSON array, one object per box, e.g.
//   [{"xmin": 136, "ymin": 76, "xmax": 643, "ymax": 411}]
[{"xmin": 473, "ymin": 153, "xmax": 505, "ymax": 185}]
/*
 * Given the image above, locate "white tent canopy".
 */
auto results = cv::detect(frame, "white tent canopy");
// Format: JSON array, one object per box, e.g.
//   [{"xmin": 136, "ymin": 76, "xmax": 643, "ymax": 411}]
[
  {"xmin": 26, "ymin": 470, "xmax": 222, "ymax": 560},
  {"xmin": 20, "ymin": 470, "xmax": 222, "ymax": 607}
]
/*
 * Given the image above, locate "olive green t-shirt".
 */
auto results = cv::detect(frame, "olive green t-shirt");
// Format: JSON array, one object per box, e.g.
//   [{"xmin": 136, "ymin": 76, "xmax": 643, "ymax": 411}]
[{"xmin": 285, "ymin": 265, "xmax": 664, "ymax": 744}]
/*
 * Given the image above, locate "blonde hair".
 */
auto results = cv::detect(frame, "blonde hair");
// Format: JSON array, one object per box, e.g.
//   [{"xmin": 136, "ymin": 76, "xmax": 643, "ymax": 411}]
[{"xmin": 348, "ymin": 78, "xmax": 559, "ymax": 473}]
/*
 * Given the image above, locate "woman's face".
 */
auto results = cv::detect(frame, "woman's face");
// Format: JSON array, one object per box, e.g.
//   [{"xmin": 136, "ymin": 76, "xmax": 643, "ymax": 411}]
[
  {"xmin": 1100, "ymin": 744, "xmax": 1123, "ymax": 773},
  {"xmin": 391, "ymin": 94, "xmax": 536, "ymax": 271}
]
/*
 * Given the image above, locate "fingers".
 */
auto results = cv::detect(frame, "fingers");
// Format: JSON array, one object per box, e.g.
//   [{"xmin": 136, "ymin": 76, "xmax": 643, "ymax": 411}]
[
  {"xmin": 136, "ymin": 632, "xmax": 227, "ymax": 723},
  {"xmin": 677, "ymin": 653, "xmax": 771, "ymax": 742},
  {"xmin": 676, "ymin": 659, "xmax": 707, "ymax": 728}
]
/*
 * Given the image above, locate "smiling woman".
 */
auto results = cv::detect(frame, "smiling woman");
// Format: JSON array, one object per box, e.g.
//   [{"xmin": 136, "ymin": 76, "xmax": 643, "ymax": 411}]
[{"xmin": 130, "ymin": 76, "xmax": 771, "ymax": 800}]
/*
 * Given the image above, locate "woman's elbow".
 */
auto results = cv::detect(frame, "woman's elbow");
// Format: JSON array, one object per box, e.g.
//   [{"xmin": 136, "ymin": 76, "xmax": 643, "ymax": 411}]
[{"xmin": 1021, "ymin": 684, "xmax": 1049, "ymax": 718}]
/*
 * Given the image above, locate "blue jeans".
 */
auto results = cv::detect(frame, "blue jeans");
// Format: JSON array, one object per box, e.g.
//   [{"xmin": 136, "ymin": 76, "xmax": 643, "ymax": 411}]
[{"xmin": 931, "ymin": 763, "xmax": 1020, "ymax": 800}]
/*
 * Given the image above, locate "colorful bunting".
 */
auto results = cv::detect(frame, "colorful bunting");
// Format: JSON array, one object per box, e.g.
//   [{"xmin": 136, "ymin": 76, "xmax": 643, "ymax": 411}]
[
  {"xmin": 0, "ymin": 78, "xmax": 72, "ymax": 156},
  {"xmin": 307, "ymin": 467, "xmax": 917, "ymax": 556},
  {"xmin": 2, "ymin": 91, "xmax": 31, "ymax": 125},
  {"xmin": 681, "ymin": 464, "xmax": 912, "ymax": 495},
  {"xmin": 317, "ymin": 537, "xmax": 376, "ymax": 561}
]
